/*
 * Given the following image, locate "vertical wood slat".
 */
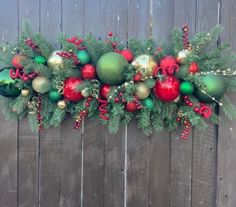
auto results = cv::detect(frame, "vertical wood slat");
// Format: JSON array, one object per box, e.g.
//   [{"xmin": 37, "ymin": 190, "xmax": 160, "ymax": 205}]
[
  {"xmin": 170, "ymin": 1, "xmax": 197, "ymax": 207},
  {"xmin": 126, "ymin": 1, "xmax": 150, "ymax": 206},
  {"xmin": 192, "ymin": 1, "xmax": 219, "ymax": 207},
  {"xmin": 148, "ymin": 1, "xmax": 173, "ymax": 207},
  {"xmin": 0, "ymin": 1, "xmax": 19, "ymax": 207},
  {"xmin": 217, "ymin": 0, "xmax": 236, "ymax": 206},
  {"xmin": 18, "ymin": 1, "xmax": 40, "ymax": 206},
  {"xmin": 39, "ymin": 0, "xmax": 62, "ymax": 206}
]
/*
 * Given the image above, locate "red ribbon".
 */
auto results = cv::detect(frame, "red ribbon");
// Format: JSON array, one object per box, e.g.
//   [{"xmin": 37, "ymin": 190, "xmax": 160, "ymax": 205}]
[
  {"xmin": 10, "ymin": 68, "xmax": 37, "ymax": 82},
  {"xmin": 98, "ymin": 98, "xmax": 109, "ymax": 120},
  {"xmin": 199, "ymin": 105, "xmax": 212, "ymax": 118},
  {"xmin": 153, "ymin": 64, "xmax": 179, "ymax": 77}
]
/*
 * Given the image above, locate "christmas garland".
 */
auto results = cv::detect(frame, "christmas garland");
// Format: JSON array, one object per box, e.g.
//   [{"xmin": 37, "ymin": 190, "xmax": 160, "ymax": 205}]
[{"xmin": 0, "ymin": 24, "xmax": 236, "ymax": 139}]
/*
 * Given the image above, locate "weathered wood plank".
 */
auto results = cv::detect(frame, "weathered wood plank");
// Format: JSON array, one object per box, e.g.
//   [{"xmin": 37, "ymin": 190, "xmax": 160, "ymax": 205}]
[
  {"xmin": 217, "ymin": 0, "xmax": 236, "ymax": 206},
  {"xmin": 103, "ymin": 1, "xmax": 127, "ymax": 206},
  {"xmin": 170, "ymin": 1, "xmax": 196, "ymax": 206},
  {"xmin": 18, "ymin": 1, "xmax": 40, "ymax": 206},
  {"xmin": 192, "ymin": 0, "xmax": 219, "ymax": 207},
  {"xmin": 39, "ymin": 1, "xmax": 62, "ymax": 206},
  {"xmin": 0, "ymin": 1, "xmax": 18, "ymax": 207},
  {"xmin": 148, "ymin": 1, "xmax": 173, "ymax": 206},
  {"xmin": 59, "ymin": 117, "xmax": 82, "ymax": 207}
]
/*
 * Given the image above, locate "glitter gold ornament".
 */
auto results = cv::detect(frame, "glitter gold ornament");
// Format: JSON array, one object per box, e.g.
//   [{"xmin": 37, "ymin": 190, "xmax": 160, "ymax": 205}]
[
  {"xmin": 47, "ymin": 50, "xmax": 64, "ymax": 71},
  {"xmin": 132, "ymin": 55, "xmax": 157, "ymax": 80},
  {"xmin": 57, "ymin": 100, "xmax": 67, "ymax": 109},
  {"xmin": 32, "ymin": 76, "xmax": 51, "ymax": 94},
  {"xmin": 21, "ymin": 89, "xmax": 30, "ymax": 96},
  {"xmin": 176, "ymin": 49, "xmax": 190, "ymax": 63},
  {"xmin": 135, "ymin": 82, "xmax": 151, "ymax": 99},
  {"xmin": 81, "ymin": 88, "xmax": 90, "ymax": 97}
]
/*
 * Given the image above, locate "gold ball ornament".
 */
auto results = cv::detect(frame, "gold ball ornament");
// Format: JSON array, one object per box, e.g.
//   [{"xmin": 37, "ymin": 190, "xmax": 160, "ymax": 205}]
[
  {"xmin": 47, "ymin": 50, "xmax": 64, "ymax": 71},
  {"xmin": 176, "ymin": 49, "xmax": 190, "ymax": 63},
  {"xmin": 32, "ymin": 76, "xmax": 51, "ymax": 94},
  {"xmin": 132, "ymin": 54, "xmax": 157, "ymax": 80},
  {"xmin": 57, "ymin": 100, "xmax": 67, "ymax": 109},
  {"xmin": 21, "ymin": 89, "xmax": 30, "ymax": 97},
  {"xmin": 81, "ymin": 88, "xmax": 90, "ymax": 97},
  {"xmin": 135, "ymin": 82, "xmax": 151, "ymax": 99}
]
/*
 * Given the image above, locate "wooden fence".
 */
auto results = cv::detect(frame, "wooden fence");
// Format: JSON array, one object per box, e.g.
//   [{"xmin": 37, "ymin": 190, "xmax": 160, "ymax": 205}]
[{"xmin": 0, "ymin": 0, "xmax": 235, "ymax": 206}]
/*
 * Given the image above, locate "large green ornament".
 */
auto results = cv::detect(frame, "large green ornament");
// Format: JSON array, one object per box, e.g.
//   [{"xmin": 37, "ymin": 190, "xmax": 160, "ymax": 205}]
[
  {"xmin": 34, "ymin": 55, "xmax": 46, "ymax": 64},
  {"xmin": 194, "ymin": 75, "xmax": 227, "ymax": 103},
  {"xmin": 180, "ymin": 81, "xmax": 194, "ymax": 95},
  {"xmin": 0, "ymin": 68, "xmax": 20, "ymax": 97},
  {"xmin": 48, "ymin": 90, "xmax": 62, "ymax": 102},
  {"xmin": 77, "ymin": 50, "xmax": 90, "ymax": 65},
  {"xmin": 143, "ymin": 97, "xmax": 154, "ymax": 109},
  {"xmin": 32, "ymin": 76, "xmax": 51, "ymax": 94},
  {"xmin": 96, "ymin": 52, "xmax": 128, "ymax": 85}
]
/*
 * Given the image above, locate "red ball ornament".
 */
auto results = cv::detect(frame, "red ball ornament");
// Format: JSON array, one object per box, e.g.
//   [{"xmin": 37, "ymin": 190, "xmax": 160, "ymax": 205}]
[
  {"xmin": 100, "ymin": 84, "xmax": 111, "ymax": 99},
  {"xmin": 81, "ymin": 64, "xmax": 96, "ymax": 79},
  {"xmin": 63, "ymin": 77, "xmax": 84, "ymax": 102},
  {"xmin": 126, "ymin": 101, "xmax": 137, "ymax": 112},
  {"xmin": 159, "ymin": 56, "xmax": 178, "ymax": 69},
  {"xmin": 154, "ymin": 75, "xmax": 180, "ymax": 102},
  {"xmin": 120, "ymin": 49, "xmax": 134, "ymax": 63},
  {"xmin": 12, "ymin": 54, "xmax": 27, "ymax": 69},
  {"xmin": 189, "ymin": 62, "xmax": 199, "ymax": 74}
]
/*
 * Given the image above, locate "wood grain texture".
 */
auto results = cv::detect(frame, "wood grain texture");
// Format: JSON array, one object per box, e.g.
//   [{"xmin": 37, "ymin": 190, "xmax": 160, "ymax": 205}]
[
  {"xmin": 39, "ymin": 1, "xmax": 62, "ymax": 206},
  {"xmin": 192, "ymin": 1, "xmax": 219, "ymax": 207},
  {"xmin": 170, "ymin": 1, "xmax": 196, "ymax": 206},
  {"xmin": 217, "ymin": 0, "xmax": 236, "ymax": 206},
  {"xmin": 60, "ymin": 117, "xmax": 82, "ymax": 207},
  {"xmin": 0, "ymin": 1, "xmax": 18, "ymax": 207}
]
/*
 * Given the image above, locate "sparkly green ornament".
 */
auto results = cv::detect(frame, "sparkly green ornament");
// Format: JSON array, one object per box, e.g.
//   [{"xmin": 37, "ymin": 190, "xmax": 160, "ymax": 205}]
[
  {"xmin": 180, "ymin": 81, "xmax": 194, "ymax": 95},
  {"xmin": 77, "ymin": 50, "xmax": 90, "ymax": 65},
  {"xmin": 96, "ymin": 52, "xmax": 128, "ymax": 85},
  {"xmin": 34, "ymin": 55, "xmax": 47, "ymax": 64},
  {"xmin": 194, "ymin": 75, "xmax": 227, "ymax": 103},
  {"xmin": 48, "ymin": 90, "xmax": 62, "ymax": 102},
  {"xmin": 143, "ymin": 97, "xmax": 154, "ymax": 109},
  {"xmin": 0, "ymin": 68, "xmax": 20, "ymax": 97}
]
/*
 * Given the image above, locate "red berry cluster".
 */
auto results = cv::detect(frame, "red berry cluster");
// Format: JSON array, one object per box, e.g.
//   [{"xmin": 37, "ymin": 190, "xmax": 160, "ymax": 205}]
[
  {"xmin": 37, "ymin": 95, "xmax": 43, "ymax": 130},
  {"xmin": 183, "ymin": 96, "xmax": 212, "ymax": 118},
  {"xmin": 114, "ymin": 92, "xmax": 126, "ymax": 103},
  {"xmin": 133, "ymin": 95, "xmax": 143, "ymax": 110},
  {"xmin": 125, "ymin": 96, "xmax": 143, "ymax": 112},
  {"xmin": 133, "ymin": 72, "xmax": 142, "ymax": 82},
  {"xmin": 57, "ymin": 51, "xmax": 80, "ymax": 65},
  {"xmin": 106, "ymin": 32, "xmax": 120, "ymax": 53},
  {"xmin": 182, "ymin": 25, "xmax": 192, "ymax": 50},
  {"xmin": 176, "ymin": 113, "xmax": 192, "ymax": 139},
  {"xmin": 74, "ymin": 97, "xmax": 92, "ymax": 129},
  {"xmin": 66, "ymin": 36, "xmax": 86, "ymax": 50},
  {"xmin": 25, "ymin": 38, "xmax": 39, "ymax": 50}
]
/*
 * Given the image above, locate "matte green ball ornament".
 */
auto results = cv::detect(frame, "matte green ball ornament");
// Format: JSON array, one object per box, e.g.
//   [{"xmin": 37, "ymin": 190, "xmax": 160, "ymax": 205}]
[
  {"xmin": 77, "ymin": 50, "xmax": 90, "ymax": 65},
  {"xmin": 96, "ymin": 52, "xmax": 128, "ymax": 85},
  {"xmin": 0, "ymin": 68, "xmax": 20, "ymax": 97},
  {"xmin": 48, "ymin": 90, "xmax": 62, "ymax": 102},
  {"xmin": 32, "ymin": 76, "xmax": 51, "ymax": 94},
  {"xmin": 180, "ymin": 81, "xmax": 194, "ymax": 95},
  {"xmin": 194, "ymin": 75, "xmax": 227, "ymax": 103},
  {"xmin": 143, "ymin": 97, "xmax": 154, "ymax": 109},
  {"xmin": 34, "ymin": 55, "xmax": 46, "ymax": 64}
]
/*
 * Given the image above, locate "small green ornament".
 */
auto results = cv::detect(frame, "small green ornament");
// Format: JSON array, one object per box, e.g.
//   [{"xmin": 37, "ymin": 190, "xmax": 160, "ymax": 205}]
[
  {"xmin": 194, "ymin": 75, "xmax": 227, "ymax": 103},
  {"xmin": 0, "ymin": 68, "xmax": 20, "ymax": 97},
  {"xmin": 96, "ymin": 52, "xmax": 128, "ymax": 85},
  {"xmin": 48, "ymin": 90, "xmax": 62, "ymax": 102},
  {"xmin": 180, "ymin": 81, "xmax": 194, "ymax": 95},
  {"xmin": 143, "ymin": 97, "xmax": 154, "ymax": 109},
  {"xmin": 77, "ymin": 50, "xmax": 90, "ymax": 65},
  {"xmin": 34, "ymin": 55, "xmax": 47, "ymax": 64}
]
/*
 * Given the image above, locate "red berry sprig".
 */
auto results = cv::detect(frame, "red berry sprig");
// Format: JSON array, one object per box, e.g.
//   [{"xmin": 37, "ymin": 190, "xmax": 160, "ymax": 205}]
[
  {"xmin": 176, "ymin": 111, "xmax": 192, "ymax": 140},
  {"xmin": 74, "ymin": 97, "xmax": 92, "ymax": 129},
  {"xmin": 106, "ymin": 32, "xmax": 120, "ymax": 52},
  {"xmin": 182, "ymin": 25, "xmax": 192, "ymax": 50},
  {"xmin": 25, "ymin": 38, "xmax": 39, "ymax": 51},
  {"xmin": 37, "ymin": 95, "xmax": 43, "ymax": 130},
  {"xmin": 57, "ymin": 51, "xmax": 80, "ymax": 65},
  {"xmin": 66, "ymin": 36, "xmax": 86, "ymax": 50},
  {"xmin": 133, "ymin": 95, "xmax": 143, "ymax": 110}
]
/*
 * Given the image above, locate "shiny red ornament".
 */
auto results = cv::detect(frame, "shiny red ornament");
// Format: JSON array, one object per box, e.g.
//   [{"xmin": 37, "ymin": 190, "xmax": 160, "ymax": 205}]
[
  {"xmin": 81, "ymin": 64, "xmax": 96, "ymax": 79},
  {"xmin": 63, "ymin": 77, "xmax": 84, "ymax": 102},
  {"xmin": 154, "ymin": 75, "xmax": 180, "ymax": 102},
  {"xmin": 120, "ymin": 49, "xmax": 134, "ymax": 63},
  {"xmin": 126, "ymin": 101, "xmax": 137, "ymax": 112},
  {"xmin": 12, "ymin": 54, "xmax": 26, "ymax": 69},
  {"xmin": 100, "ymin": 84, "xmax": 111, "ymax": 99},
  {"xmin": 189, "ymin": 62, "xmax": 199, "ymax": 74}
]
